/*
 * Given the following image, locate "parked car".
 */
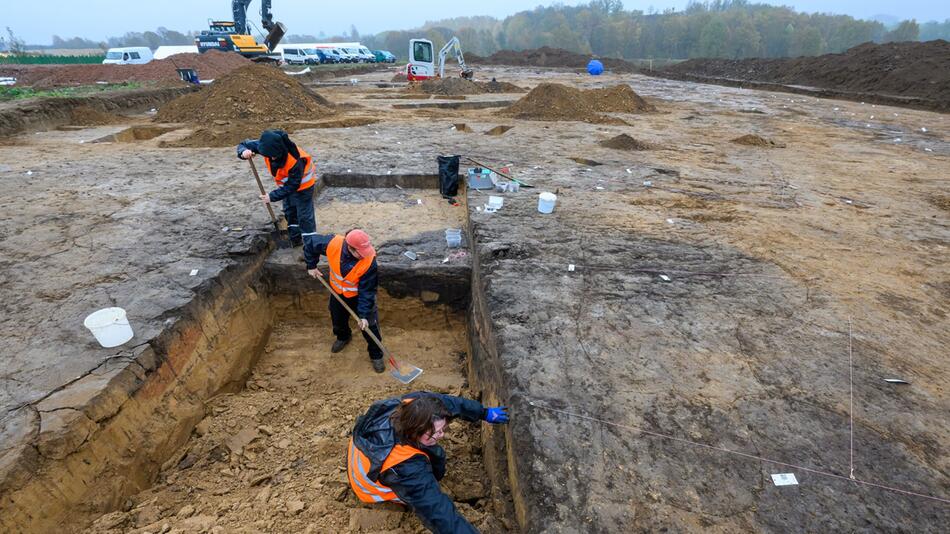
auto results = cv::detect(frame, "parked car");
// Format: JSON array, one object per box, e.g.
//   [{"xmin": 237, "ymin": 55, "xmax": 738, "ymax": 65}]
[
  {"xmin": 282, "ymin": 47, "xmax": 322, "ymax": 65},
  {"xmin": 373, "ymin": 50, "xmax": 397, "ymax": 63},
  {"xmin": 102, "ymin": 47, "xmax": 153, "ymax": 65},
  {"xmin": 339, "ymin": 47, "xmax": 363, "ymax": 63},
  {"xmin": 320, "ymin": 48, "xmax": 343, "ymax": 64},
  {"xmin": 356, "ymin": 46, "xmax": 377, "ymax": 63}
]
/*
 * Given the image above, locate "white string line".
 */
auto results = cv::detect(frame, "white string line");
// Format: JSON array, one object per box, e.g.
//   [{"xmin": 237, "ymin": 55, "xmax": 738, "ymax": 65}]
[
  {"xmin": 849, "ymin": 316, "xmax": 855, "ymax": 480},
  {"xmin": 527, "ymin": 400, "xmax": 950, "ymax": 506}
]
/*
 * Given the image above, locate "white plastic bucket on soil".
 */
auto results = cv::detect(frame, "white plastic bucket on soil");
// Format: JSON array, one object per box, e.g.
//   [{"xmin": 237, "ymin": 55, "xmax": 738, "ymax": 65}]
[
  {"xmin": 84, "ymin": 307, "xmax": 134, "ymax": 348},
  {"xmin": 538, "ymin": 192, "xmax": 557, "ymax": 214}
]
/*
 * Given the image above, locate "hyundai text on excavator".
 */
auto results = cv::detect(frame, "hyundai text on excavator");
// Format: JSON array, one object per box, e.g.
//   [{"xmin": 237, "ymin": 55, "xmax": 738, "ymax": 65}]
[
  {"xmin": 196, "ymin": 0, "xmax": 286, "ymax": 61},
  {"xmin": 406, "ymin": 37, "xmax": 474, "ymax": 82}
]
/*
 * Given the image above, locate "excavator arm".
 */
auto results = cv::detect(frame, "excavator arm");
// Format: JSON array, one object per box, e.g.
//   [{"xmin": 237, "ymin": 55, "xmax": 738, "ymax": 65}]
[
  {"xmin": 231, "ymin": 0, "xmax": 285, "ymax": 51},
  {"xmin": 438, "ymin": 37, "xmax": 474, "ymax": 80}
]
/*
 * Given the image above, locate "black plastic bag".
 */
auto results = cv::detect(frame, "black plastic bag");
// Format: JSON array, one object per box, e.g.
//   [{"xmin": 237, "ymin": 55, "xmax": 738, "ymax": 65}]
[{"xmin": 437, "ymin": 155, "xmax": 460, "ymax": 198}]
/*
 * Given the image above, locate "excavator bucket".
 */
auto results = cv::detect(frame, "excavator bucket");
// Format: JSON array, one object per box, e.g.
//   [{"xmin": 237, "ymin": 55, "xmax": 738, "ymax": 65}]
[{"xmin": 264, "ymin": 22, "xmax": 287, "ymax": 51}]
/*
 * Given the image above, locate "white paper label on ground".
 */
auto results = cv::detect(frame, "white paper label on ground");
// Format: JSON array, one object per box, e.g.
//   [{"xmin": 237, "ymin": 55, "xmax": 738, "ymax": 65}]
[
  {"xmin": 568, "ymin": 264, "xmax": 575, "ymax": 272},
  {"xmin": 771, "ymin": 473, "xmax": 798, "ymax": 486},
  {"xmin": 190, "ymin": 269, "xmax": 199, "ymax": 276},
  {"xmin": 659, "ymin": 274, "xmax": 671, "ymax": 282}
]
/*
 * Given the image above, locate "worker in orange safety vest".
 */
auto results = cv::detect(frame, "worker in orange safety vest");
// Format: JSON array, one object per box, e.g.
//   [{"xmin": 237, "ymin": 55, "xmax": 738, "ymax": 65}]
[
  {"xmin": 348, "ymin": 392, "xmax": 509, "ymax": 533},
  {"xmin": 304, "ymin": 229, "xmax": 384, "ymax": 372},
  {"xmin": 237, "ymin": 129, "xmax": 317, "ymax": 247}
]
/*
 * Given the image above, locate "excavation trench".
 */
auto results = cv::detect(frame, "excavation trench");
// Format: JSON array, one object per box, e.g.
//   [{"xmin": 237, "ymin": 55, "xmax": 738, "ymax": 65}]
[{"xmin": 2, "ymin": 178, "xmax": 517, "ymax": 533}]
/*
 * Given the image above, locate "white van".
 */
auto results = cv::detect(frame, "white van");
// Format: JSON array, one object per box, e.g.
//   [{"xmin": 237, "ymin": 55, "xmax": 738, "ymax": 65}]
[
  {"xmin": 357, "ymin": 46, "xmax": 376, "ymax": 63},
  {"xmin": 339, "ymin": 47, "xmax": 363, "ymax": 63},
  {"xmin": 103, "ymin": 47, "xmax": 153, "ymax": 65},
  {"xmin": 281, "ymin": 47, "xmax": 322, "ymax": 65}
]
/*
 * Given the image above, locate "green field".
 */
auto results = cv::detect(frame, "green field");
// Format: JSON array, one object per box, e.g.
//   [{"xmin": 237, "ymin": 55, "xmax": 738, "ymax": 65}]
[
  {"xmin": 0, "ymin": 82, "xmax": 142, "ymax": 102},
  {"xmin": 0, "ymin": 55, "xmax": 106, "ymax": 65}
]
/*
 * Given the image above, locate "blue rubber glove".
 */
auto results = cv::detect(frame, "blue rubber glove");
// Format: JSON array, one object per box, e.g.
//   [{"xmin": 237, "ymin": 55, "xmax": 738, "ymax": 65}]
[{"xmin": 484, "ymin": 407, "xmax": 509, "ymax": 424}]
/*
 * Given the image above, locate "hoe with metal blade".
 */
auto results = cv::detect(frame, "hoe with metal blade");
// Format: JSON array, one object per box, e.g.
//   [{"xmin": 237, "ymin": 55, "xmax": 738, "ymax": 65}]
[{"xmin": 312, "ymin": 271, "xmax": 423, "ymax": 384}]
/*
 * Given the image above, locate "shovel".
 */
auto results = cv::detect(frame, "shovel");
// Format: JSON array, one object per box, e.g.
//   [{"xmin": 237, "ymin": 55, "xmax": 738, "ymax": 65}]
[
  {"xmin": 248, "ymin": 158, "xmax": 292, "ymax": 249},
  {"xmin": 311, "ymin": 272, "xmax": 423, "ymax": 384}
]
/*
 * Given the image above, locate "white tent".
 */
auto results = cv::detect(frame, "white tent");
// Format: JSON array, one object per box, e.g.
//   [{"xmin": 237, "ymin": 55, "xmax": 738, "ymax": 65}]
[{"xmin": 154, "ymin": 46, "xmax": 199, "ymax": 60}]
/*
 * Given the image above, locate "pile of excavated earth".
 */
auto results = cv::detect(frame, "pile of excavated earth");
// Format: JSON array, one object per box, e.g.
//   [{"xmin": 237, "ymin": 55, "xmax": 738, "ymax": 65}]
[
  {"xmin": 663, "ymin": 40, "xmax": 950, "ymax": 110},
  {"xmin": 155, "ymin": 64, "xmax": 337, "ymax": 148},
  {"xmin": 599, "ymin": 133, "xmax": 652, "ymax": 151},
  {"xmin": 0, "ymin": 51, "xmax": 250, "ymax": 88},
  {"xmin": 731, "ymin": 133, "xmax": 784, "ymax": 147},
  {"xmin": 408, "ymin": 77, "xmax": 525, "ymax": 96},
  {"xmin": 500, "ymin": 82, "xmax": 654, "ymax": 123}
]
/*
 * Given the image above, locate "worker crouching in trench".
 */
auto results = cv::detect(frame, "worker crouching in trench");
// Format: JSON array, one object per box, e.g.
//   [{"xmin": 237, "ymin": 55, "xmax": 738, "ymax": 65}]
[{"xmin": 348, "ymin": 392, "xmax": 509, "ymax": 533}]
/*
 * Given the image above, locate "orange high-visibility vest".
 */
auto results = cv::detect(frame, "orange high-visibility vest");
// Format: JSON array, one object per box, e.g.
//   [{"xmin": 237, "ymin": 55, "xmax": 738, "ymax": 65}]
[
  {"xmin": 327, "ymin": 235, "xmax": 375, "ymax": 298},
  {"xmin": 263, "ymin": 147, "xmax": 316, "ymax": 191},
  {"xmin": 347, "ymin": 437, "xmax": 428, "ymax": 503}
]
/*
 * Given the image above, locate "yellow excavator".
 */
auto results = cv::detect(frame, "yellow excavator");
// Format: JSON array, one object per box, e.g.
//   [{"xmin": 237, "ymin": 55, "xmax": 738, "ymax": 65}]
[{"xmin": 195, "ymin": 0, "xmax": 286, "ymax": 60}]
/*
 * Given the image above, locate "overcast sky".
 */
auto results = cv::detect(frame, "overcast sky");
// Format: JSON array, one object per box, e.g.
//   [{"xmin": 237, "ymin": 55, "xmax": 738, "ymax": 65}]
[{"xmin": 7, "ymin": 1, "xmax": 949, "ymax": 43}]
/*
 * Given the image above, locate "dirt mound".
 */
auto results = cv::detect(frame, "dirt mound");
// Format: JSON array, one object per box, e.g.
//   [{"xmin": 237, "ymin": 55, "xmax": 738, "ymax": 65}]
[
  {"xmin": 156, "ymin": 64, "xmax": 334, "ymax": 124},
  {"xmin": 411, "ymin": 77, "xmax": 485, "ymax": 96},
  {"xmin": 468, "ymin": 46, "xmax": 640, "ymax": 73},
  {"xmin": 3, "ymin": 51, "xmax": 250, "ymax": 88},
  {"xmin": 67, "ymin": 106, "xmax": 125, "ymax": 126},
  {"xmin": 664, "ymin": 40, "xmax": 950, "ymax": 109},
  {"xmin": 482, "ymin": 80, "xmax": 526, "ymax": 93},
  {"xmin": 500, "ymin": 83, "xmax": 651, "ymax": 123},
  {"xmin": 587, "ymin": 85, "xmax": 656, "ymax": 112},
  {"xmin": 391, "ymin": 72, "xmax": 408, "ymax": 82},
  {"xmin": 731, "ymin": 134, "xmax": 782, "ymax": 147},
  {"xmin": 599, "ymin": 133, "xmax": 651, "ymax": 151}
]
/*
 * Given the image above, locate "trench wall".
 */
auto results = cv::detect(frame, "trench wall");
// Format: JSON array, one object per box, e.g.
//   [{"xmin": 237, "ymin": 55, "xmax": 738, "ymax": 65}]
[
  {"xmin": 0, "ymin": 251, "xmax": 273, "ymax": 532},
  {"xmin": 0, "ymin": 86, "xmax": 198, "ymax": 137}
]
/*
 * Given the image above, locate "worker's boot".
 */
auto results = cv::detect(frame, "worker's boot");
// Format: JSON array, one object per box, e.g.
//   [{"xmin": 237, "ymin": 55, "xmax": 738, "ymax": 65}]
[
  {"xmin": 290, "ymin": 237, "xmax": 303, "ymax": 248},
  {"xmin": 371, "ymin": 358, "xmax": 385, "ymax": 374},
  {"xmin": 331, "ymin": 338, "xmax": 350, "ymax": 353}
]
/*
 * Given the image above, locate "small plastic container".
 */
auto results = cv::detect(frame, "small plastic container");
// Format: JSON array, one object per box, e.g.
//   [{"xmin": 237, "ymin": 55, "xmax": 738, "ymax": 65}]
[
  {"xmin": 445, "ymin": 228, "xmax": 462, "ymax": 248},
  {"xmin": 538, "ymin": 192, "xmax": 557, "ymax": 214},
  {"xmin": 508, "ymin": 181, "xmax": 520, "ymax": 192},
  {"xmin": 84, "ymin": 307, "xmax": 134, "ymax": 348},
  {"xmin": 495, "ymin": 181, "xmax": 509, "ymax": 193}
]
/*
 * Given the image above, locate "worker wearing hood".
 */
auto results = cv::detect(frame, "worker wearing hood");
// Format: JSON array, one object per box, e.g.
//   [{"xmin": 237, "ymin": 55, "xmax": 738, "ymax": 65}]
[{"xmin": 237, "ymin": 129, "xmax": 317, "ymax": 247}]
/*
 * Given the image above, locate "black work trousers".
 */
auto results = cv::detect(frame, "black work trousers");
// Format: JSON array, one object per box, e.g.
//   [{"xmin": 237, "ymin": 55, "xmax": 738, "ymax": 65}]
[{"xmin": 329, "ymin": 294, "xmax": 383, "ymax": 361}]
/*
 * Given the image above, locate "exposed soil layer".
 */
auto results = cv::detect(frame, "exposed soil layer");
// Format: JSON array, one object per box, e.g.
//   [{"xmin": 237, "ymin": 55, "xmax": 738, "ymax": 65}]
[
  {"xmin": 0, "ymin": 51, "xmax": 250, "ymax": 88},
  {"xmin": 67, "ymin": 106, "xmax": 125, "ymax": 126},
  {"xmin": 663, "ymin": 40, "xmax": 950, "ymax": 112},
  {"xmin": 82, "ymin": 295, "xmax": 507, "ymax": 534},
  {"xmin": 159, "ymin": 117, "xmax": 381, "ymax": 149},
  {"xmin": 468, "ymin": 46, "xmax": 640, "ymax": 73},
  {"xmin": 731, "ymin": 134, "xmax": 783, "ymax": 147},
  {"xmin": 599, "ymin": 133, "xmax": 651, "ymax": 150},
  {"xmin": 0, "ymin": 86, "xmax": 196, "ymax": 137},
  {"xmin": 156, "ymin": 64, "xmax": 335, "ymax": 124},
  {"xmin": 499, "ymin": 82, "xmax": 652, "ymax": 123}
]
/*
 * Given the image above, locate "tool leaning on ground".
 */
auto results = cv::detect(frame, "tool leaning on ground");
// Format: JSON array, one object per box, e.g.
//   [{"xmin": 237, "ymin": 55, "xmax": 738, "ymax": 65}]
[
  {"xmin": 311, "ymin": 271, "xmax": 424, "ymax": 384},
  {"xmin": 247, "ymin": 158, "xmax": 293, "ymax": 249}
]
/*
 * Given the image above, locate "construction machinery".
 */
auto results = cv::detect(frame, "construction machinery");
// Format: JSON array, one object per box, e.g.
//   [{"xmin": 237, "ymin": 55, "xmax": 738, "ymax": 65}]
[
  {"xmin": 195, "ymin": 0, "xmax": 286, "ymax": 60},
  {"xmin": 406, "ymin": 37, "xmax": 474, "ymax": 82}
]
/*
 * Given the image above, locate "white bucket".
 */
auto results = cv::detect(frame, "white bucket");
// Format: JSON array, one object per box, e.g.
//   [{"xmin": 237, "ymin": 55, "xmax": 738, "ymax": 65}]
[
  {"xmin": 83, "ymin": 307, "xmax": 134, "ymax": 348},
  {"xmin": 538, "ymin": 192, "xmax": 557, "ymax": 214}
]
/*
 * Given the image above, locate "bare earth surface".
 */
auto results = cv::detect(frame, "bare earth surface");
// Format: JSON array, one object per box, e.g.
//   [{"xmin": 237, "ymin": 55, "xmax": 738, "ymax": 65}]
[{"xmin": 1, "ymin": 64, "xmax": 948, "ymax": 532}]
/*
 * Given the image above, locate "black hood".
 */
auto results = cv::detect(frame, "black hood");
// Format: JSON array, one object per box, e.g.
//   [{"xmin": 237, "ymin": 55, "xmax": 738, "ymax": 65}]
[{"xmin": 258, "ymin": 129, "xmax": 300, "ymax": 170}]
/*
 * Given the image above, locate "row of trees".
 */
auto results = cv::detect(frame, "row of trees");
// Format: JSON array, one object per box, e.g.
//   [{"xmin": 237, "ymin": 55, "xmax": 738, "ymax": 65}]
[
  {"xmin": 363, "ymin": 1, "xmax": 949, "ymax": 61},
  {"xmin": 10, "ymin": 1, "xmax": 950, "ymax": 60}
]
